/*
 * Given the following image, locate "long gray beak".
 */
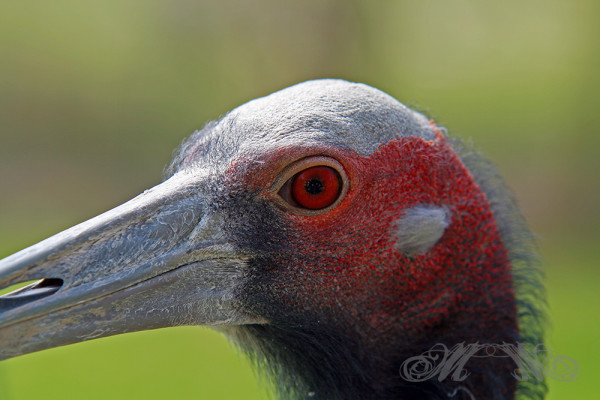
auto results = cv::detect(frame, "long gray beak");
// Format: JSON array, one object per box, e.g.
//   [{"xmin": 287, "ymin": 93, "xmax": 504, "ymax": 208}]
[{"xmin": 0, "ymin": 171, "xmax": 258, "ymax": 360}]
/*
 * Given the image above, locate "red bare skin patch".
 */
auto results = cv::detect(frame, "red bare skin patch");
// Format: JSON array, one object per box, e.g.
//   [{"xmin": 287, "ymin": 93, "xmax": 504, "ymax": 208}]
[{"xmin": 229, "ymin": 131, "xmax": 517, "ymax": 354}]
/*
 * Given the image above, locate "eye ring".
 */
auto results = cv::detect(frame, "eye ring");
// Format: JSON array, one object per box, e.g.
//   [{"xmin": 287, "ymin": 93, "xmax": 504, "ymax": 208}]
[{"xmin": 272, "ymin": 156, "xmax": 349, "ymax": 215}]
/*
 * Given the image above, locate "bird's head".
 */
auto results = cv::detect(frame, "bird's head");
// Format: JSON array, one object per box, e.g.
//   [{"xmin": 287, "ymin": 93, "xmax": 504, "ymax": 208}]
[{"xmin": 0, "ymin": 80, "xmax": 544, "ymax": 399}]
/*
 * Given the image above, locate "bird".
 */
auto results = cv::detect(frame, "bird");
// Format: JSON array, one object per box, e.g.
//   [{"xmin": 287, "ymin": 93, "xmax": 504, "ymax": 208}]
[{"xmin": 0, "ymin": 79, "xmax": 545, "ymax": 400}]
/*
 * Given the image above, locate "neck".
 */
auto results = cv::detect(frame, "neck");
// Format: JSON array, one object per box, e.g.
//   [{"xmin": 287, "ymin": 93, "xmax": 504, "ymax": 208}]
[{"xmin": 225, "ymin": 318, "xmax": 518, "ymax": 400}]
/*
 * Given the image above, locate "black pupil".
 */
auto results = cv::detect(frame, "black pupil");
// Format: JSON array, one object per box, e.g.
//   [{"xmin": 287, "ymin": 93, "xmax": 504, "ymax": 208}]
[{"xmin": 305, "ymin": 178, "xmax": 324, "ymax": 195}]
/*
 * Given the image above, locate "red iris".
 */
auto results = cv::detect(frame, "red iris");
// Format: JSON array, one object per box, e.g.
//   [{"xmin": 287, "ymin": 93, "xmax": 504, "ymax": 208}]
[{"xmin": 291, "ymin": 166, "xmax": 341, "ymax": 210}]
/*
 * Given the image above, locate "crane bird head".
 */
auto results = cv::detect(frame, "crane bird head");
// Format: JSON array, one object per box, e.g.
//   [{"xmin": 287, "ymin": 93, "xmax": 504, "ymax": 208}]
[{"xmin": 0, "ymin": 80, "xmax": 544, "ymax": 400}]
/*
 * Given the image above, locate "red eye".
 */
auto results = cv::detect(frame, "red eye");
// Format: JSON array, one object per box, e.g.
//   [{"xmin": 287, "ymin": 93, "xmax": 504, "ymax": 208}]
[
  {"xmin": 275, "ymin": 157, "xmax": 348, "ymax": 214},
  {"xmin": 291, "ymin": 166, "xmax": 342, "ymax": 210}
]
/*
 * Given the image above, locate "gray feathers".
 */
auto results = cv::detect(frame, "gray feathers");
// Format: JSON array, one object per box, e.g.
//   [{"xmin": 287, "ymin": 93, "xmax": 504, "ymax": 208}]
[
  {"xmin": 226, "ymin": 79, "xmax": 436, "ymax": 156},
  {"xmin": 392, "ymin": 205, "xmax": 451, "ymax": 256},
  {"xmin": 165, "ymin": 79, "xmax": 437, "ymax": 178}
]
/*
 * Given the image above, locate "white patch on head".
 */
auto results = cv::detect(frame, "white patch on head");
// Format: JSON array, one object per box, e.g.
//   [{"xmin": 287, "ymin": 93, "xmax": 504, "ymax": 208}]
[
  {"xmin": 168, "ymin": 79, "xmax": 438, "ymax": 176},
  {"xmin": 222, "ymin": 79, "xmax": 436, "ymax": 156},
  {"xmin": 392, "ymin": 205, "xmax": 451, "ymax": 257}
]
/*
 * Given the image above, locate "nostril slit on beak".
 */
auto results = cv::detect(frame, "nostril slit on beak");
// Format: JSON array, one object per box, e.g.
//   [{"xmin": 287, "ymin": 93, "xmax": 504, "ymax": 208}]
[{"xmin": 0, "ymin": 278, "xmax": 64, "ymax": 311}]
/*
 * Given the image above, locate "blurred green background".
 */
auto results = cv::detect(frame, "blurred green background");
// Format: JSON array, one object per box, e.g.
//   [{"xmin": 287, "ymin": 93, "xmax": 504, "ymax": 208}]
[{"xmin": 0, "ymin": 0, "xmax": 598, "ymax": 398}]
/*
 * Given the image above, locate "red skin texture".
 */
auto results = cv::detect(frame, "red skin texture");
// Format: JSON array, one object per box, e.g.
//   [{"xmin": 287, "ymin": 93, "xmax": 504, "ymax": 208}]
[{"xmin": 228, "ymin": 127, "xmax": 518, "ymax": 395}]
